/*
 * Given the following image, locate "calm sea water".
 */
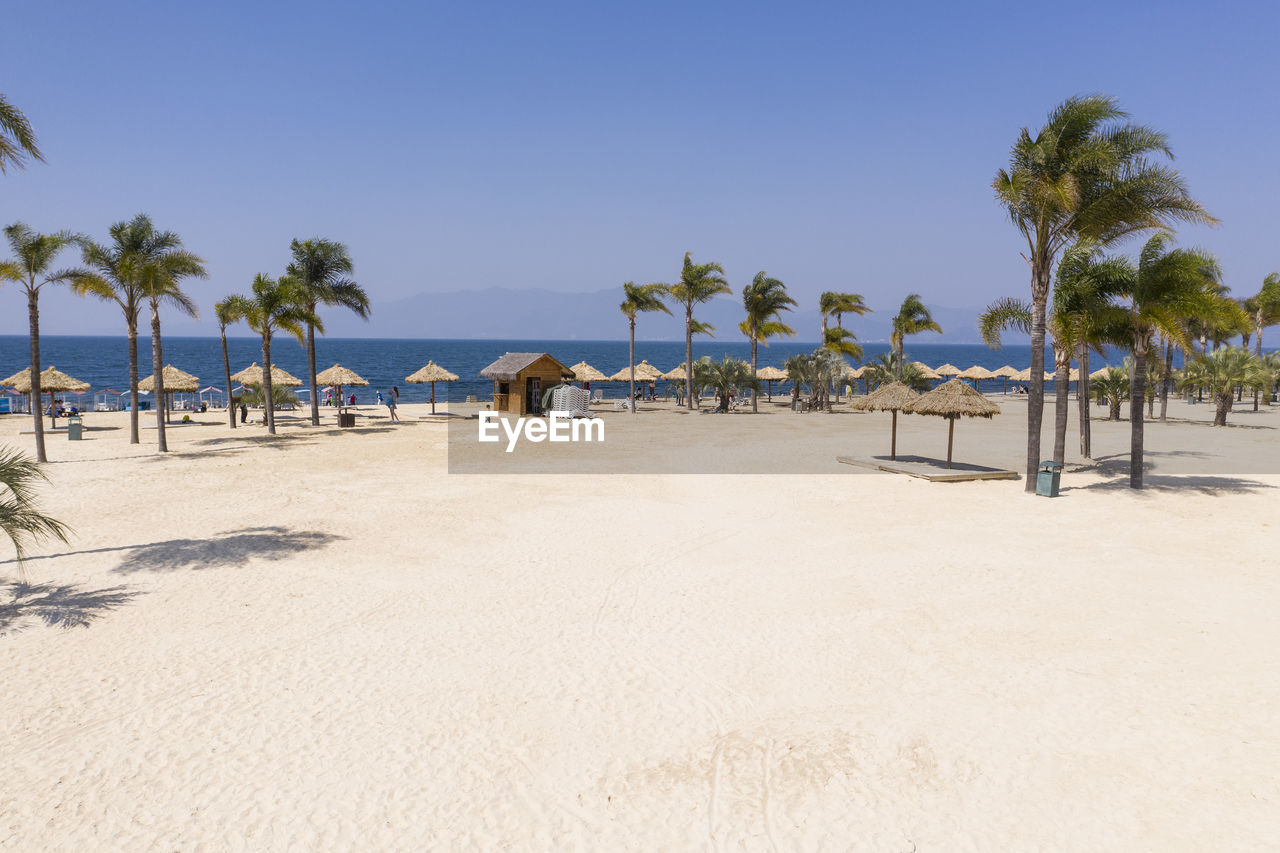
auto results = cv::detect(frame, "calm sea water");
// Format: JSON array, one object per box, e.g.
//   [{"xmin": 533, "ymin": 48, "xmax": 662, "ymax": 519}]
[{"xmin": 1, "ymin": 335, "xmax": 1139, "ymax": 405}]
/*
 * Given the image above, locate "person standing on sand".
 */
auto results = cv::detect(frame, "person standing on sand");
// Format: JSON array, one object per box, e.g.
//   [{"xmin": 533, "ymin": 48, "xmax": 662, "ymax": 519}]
[
  {"xmin": 386, "ymin": 389, "xmax": 399, "ymax": 423},
  {"xmin": 376, "ymin": 390, "xmax": 383, "ymax": 407}
]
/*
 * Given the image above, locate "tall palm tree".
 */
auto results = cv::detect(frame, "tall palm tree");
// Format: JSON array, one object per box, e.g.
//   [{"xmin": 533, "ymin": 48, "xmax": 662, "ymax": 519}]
[
  {"xmin": 890, "ymin": 294, "xmax": 942, "ymax": 380},
  {"xmin": 215, "ymin": 296, "xmax": 251, "ymax": 429},
  {"xmin": 0, "ymin": 447, "xmax": 69, "ymax": 583},
  {"xmin": 619, "ymin": 282, "xmax": 670, "ymax": 414},
  {"xmin": 1243, "ymin": 272, "xmax": 1280, "ymax": 410},
  {"xmin": 0, "ymin": 94, "xmax": 42, "ymax": 174},
  {"xmin": 993, "ymin": 94, "xmax": 1216, "ymax": 489},
  {"xmin": 1177, "ymin": 347, "xmax": 1266, "ymax": 426},
  {"xmin": 136, "ymin": 228, "xmax": 207, "ymax": 453},
  {"xmin": 819, "ymin": 291, "xmax": 870, "ymax": 340},
  {"xmin": 234, "ymin": 274, "xmax": 319, "ymax": 435},
  {"xmin": 1, "ymin": 224, "xmax": 89, "ymax": 463},
  {"xmin": 286, "ymin": 239, "xmax": 369, "ymax": 427},
  {"xmin": 666, "ymin": 252, "xmax": 730, "ymax": 409},
  {"xmin": 740, "ymin": 272, "xmax": 796, "ymax": 412},
  {"xmin": 80, "ymin": 215, "xmax": 166, "ymax": 445},
  {"xmin": 1108, "ymin": 234, "xmax": 1225, "ymax": 488}
]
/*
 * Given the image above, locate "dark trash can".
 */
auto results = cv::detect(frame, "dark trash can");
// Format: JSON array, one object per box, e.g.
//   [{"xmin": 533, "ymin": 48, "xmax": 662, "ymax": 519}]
[
  {"xmin": 67, "ymin": 415, "xmax": 83, "ymax": 441},
  {"xmin": 1036, "ymin": 460, "xmax": 1062, "ymax": 497},
  {"xmin": 339, "ymin": 411, "xmax": 356, "ymax": 428}
]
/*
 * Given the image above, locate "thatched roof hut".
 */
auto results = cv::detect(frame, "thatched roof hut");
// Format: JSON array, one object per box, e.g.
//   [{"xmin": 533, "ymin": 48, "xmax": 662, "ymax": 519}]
[
  {"xmin": 906, "ymin": 379, "xmax": 1001, "ymax": 468},
  {"xmin": 478, "ymin": 353, "xmax": 573, "ymax": 415},
  {"xmin": 566, "ymin": 361, "xmax": 606, "ymax": 383},
  {"xmin": 316, "ymin": 364, "xmax": 368, "ymax": 387},
  {"xmin": 139, "ymin": 365, "xmax": 199, "ymax": 393},
  {"xmin": 232, "ymin": 362, "xmax": 302, "ymax": 387},
  {"xmin": 406, "ymin": 361, "xmax": 460, "ymax": 414},
  {"xmin": 850, "ymin": 381, "xmax": 920, "ymax": 461}
]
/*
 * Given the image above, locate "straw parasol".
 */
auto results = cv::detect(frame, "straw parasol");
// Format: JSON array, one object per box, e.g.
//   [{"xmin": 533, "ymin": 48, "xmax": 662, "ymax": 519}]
[
  {"xmin": 989, "ymin": 364, "xmax": 1019, "ymax": 393},
  {"xmin": 609, "ymin": 360, "xmax": 663, "ymax": 383},
  {"xmin": 406, "ymin": 361, "xmax": 460, "ymax": 414},
  {"xmin": 316, "ymin": 364, "xmax": 368, "ymax": 415},
  {"xmin": 660, "ymin": 363, "xmax": 691, "ymax": 381},
  {"xmin": 231, "ymin": 362, "xmax": 302, "ymax": 387},
  {"xmin": 1089, "ymin": 366, "xmax": 1111, "ymax": 380},
  {"xmin": 1, "ymin": 366, "xmax": 90, "ymax": 427},
  {"xmin": 567, "ymin": 361, "xmax": 606, "ymax": 384},
  {"xmin": 911, "ymin": 361, "xmax": 941, "ymax": 380},
  {"xmin": 957, "ymin": 364, "xmax": 996, "ymax": 392},
  {"xmin": 849, "ymin": 381, "xmax": 920, "ymax": 461},
  {"xmin": 906, "ymin": 379, "xmax": 1001, "ymax": 469},
  {"xmin": 140, "ymin": 364, "xmax": 200, "ymax": 422},
  {"xmin": 756, "ymin": 365, "xmax": 787, "ymax": 400},
  {"xmin": 933, "ymin": 363, "xmax": 962, "ymax": 378}
]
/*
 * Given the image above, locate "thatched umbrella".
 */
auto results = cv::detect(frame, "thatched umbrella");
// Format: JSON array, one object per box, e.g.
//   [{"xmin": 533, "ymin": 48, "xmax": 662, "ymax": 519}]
[
  {"xmin": 756, "ymin": 365, "xmax": 787, "ymax": 400},
  {"xmin": 231, "ymin": 362, "xmax": 302, "ymax": 387},
  {"xmin": 1089, "ymin": 366, "xmax": 1111, "ymax": 380},
  {"xmin": 140, "ymin": 364, "xmax": 200, "ymax": 422},
  {"xmin": 1, "ymin": 366, "xmax": 90, "ymax": 427},
  {"xmin": 933, "ymin": 363, "xmax": 962, "ymax": 378},
  {"xmin": 911, "ymin": 361, "xmax": 941, "ymax": 380},
  {"xmin": 906, "ymin": 379, "xmax": 1001, "ymax": 469},
  {"xmin": 609, "ymin": 359, "xmax": 662, "ymax": 383},
  {"xmin": 567, "ymin": 361, "xmax": 606, "ymax": 384},
  {"xmin": 991, "ymin": 364, "xmax": 1019, "ymax": 394},
  {"xmin": 660, "ymin": 363, "xmax": 689, "ymax": 381},
  {"xmin": 316, "ymin": 364, "xmax": 369, "ymax": 415},
  {"xmin": 849, "ymin": 381, "xmax": 920, "ymax": 461},
  {"xmin": 406, "ymin": 361, "xmax": 460, "ymax": 414},
  {"xmin": 957, "ymin": 364, "xmax": 996, "ymax": 392}
]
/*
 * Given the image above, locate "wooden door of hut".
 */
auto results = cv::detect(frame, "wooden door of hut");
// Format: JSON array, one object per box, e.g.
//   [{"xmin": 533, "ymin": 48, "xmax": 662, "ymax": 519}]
[{"xmin": 525, "ymin": 377, "xmax": 542, "ymax": 414}]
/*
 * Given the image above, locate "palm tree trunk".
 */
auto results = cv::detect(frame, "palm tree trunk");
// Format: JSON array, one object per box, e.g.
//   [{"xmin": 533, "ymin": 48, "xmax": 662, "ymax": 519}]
[
  {"xmin": 221, "ymin": 326, "xmax": 236, "ymax": 429},
  {"xmin": 751, "ymin": 336, "xmax": 758, "ymax": 413},
  {"xmin": 1052, "ymin": 352, "xmax": 1070, "ymax": 465},
  {"xmin": 306, "ymin": 318, "xmax": 319, "ymax": 426},
  {"xmin": 894, "ymin": 341, "xmax": 903, "ymax": 382},
  {"xmin": 27, "ymin": 287, "xmax": 46, "ymax": 463},
  {"xmin": 263, "ymin": 333, "xmax": 276, "ymax": 435},
  {"xmin": 1078, "ymin": 341, "xmax": 1091, "ymax": 458},
  {"xmin": 684, "ymin": 308, "xmax": 694, "ymax": 410},
  {"xmin": 628, "ymin": 317, "xmax": 636, "ymax": 415},
  {"xmin": 1129, "ymin": 338, "xmax": 1147, "ymax": 489},
  {"xmin": 126, "ymin": 311, "xmax": 140, "ymax": 444},
  {"xmin": 1159, "ymin": 338, "xmax": 1173, "ymax": 422},
  {"xmin": 1025, "ymin": 265, "xmax": 1050, "ymax": 491},
  {"xmin": 150, "ymin": 300, "xmax": 168, "ymax": 453}
]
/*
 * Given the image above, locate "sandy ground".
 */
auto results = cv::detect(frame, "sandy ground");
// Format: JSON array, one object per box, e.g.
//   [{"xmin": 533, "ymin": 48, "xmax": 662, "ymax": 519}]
[{"xmin": 2, "ymin": 396, "xmax": 1278, "ymax": 850}]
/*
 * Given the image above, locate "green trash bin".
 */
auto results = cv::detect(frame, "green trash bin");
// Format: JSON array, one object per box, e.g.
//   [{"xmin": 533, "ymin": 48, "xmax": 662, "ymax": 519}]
[
  {"xmin": 1036, "ymin": 460, "xmax": 1062, "ymax": 497},
  {"xmin": 67, "ymin": 415, "xmax": 83, "ymax": 441}
]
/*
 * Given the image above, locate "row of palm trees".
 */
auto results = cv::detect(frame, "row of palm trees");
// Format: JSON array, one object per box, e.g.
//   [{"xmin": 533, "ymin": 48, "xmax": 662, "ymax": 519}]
[{"xmin": 619, "ymin": 255, "xmax": 946, "ymax": 413}]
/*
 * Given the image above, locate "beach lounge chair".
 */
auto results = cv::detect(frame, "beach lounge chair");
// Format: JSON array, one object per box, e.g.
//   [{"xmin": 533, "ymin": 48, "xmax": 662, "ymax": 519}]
[
  {"xmin": 550, "ymin": 385, "xmax": 592, "ymax": 418},
  {"xmin": 590, "ymin": 389, "xmax": 604, "ymax": 404}
]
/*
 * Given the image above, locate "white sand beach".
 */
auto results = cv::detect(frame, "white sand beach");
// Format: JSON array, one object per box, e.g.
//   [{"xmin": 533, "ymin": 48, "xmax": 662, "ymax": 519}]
[{"xmin": 2, "ymin": 399, "xmax": 1278, "ymax": 849}]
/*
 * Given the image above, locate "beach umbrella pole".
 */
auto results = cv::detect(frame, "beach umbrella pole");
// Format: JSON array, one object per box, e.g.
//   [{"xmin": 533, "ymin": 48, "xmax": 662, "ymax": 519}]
[
  {"xmin": 891, "ymin": 410, "xmax": 897, "ymax": 461},
  {"xmin": 946, "ymin": 418, "xmax": 955, "ymax": 469},
  {"xmin": 431, "ymin": 381, "xmax": 436, "ymax": 414}
]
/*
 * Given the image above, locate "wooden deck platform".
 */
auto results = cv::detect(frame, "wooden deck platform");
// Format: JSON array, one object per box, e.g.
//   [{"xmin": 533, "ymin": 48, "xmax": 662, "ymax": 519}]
[{"xmin": 836, "ymin": 454, "xmax": 1020, "ymax": 482}]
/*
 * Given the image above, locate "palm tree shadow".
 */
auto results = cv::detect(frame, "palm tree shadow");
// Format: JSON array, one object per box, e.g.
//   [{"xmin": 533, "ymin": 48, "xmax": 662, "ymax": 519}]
[
  {"xmin": 114, "ymin": 526, "xmax": 345, "ymax": 573},
  {"xmin": 1, "ymin": 582, "xmax": 139, "ymax": 634},
  {"xmin": 1066, "ymin": 453, "xmax": 1275, "ymax": 494}
]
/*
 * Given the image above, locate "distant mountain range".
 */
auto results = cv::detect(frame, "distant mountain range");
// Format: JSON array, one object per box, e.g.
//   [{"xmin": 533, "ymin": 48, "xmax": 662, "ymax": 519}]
[{"xmin": 307, "ymin": 287, "xmax": 1026, "ymax": 345}]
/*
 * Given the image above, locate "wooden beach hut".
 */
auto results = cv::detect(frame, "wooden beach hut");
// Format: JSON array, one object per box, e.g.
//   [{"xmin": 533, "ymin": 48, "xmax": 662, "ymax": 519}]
[{"xmin": 478, "ymin": 353, "xmax": 574, "ymax": 416}]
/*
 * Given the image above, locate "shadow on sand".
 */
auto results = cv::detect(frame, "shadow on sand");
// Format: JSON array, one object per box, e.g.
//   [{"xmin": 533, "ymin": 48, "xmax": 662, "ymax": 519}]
[
  {"xmin": 1065, "ymin": 452, "xmax": 1276, "ymax": 494},
  {"xmin": 0, "ymin": 526, "xmax": 345, "ymax": 573},
  {"xmin": 0, "ymin": 582, "xmax": 139, "ymax": 634}
]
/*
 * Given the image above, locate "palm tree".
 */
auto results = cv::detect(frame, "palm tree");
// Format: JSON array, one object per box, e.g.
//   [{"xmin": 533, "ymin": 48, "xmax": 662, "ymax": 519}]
[
  {"xmin": 0, "ymin": 447, "xmax": 69, "ymax": 583},
  {"xmin": 740, "ymin": 272, "xmax": 796, "ymax": 412},
  {"xmin": 993, "ymin": 94, "xmax": 1216, "ymax": 489},
  {"xmin": 619, "ymin": 282, "xmax": 670, "ymax": 413},
  {"xmin": 0, "ymin": 94, "xmax": 42, "ymax": 174},
  {"xmin": 863, "ymin": 353, "xmax": 932, "ymax": 394},
  {"xmin": 1178, "ymin": 347, "xmax": 1267, "ymax": 426},
  {"xmin": 136, "ymin": 228, "xmax": 207, "ymax": 452},
  {"xmin": 286, "ymin": 239, "xmax": 369, "ymax": 427},
  {"xmin": 215, "ymin": 296, "xmax": 251, "ymax": 429},
  {"xmin": 1091, "ymin": 366, "xmax": 1129, "ymax": 421},
  {"xmin": 1, "ymin": 224, "xmax": 91, "ymax": 462},
  {"xmin": 694, "ymin": 355, "xmax": 758, "ymax": 412},
  {"xmin": 1243, "ymin": 272, "xmax": 1280, "ymax": 410},
  {"xmin": 666, "ymin": 252, "xmax": 730, "ymax": 409},
  {"xmin": 819, "ymin": 291, "xmax": 870, "ymax": 340},
  {"xmin": 235, "ymin": 274, "xmax": 319, "ymax": 435},
  {"xmin": 1111, "ymin": 234, "xmax": 1225, "ymax": 488},
  {"xmin": 890, "ymin": 294, "xmax": 942, "ymax": 380}
]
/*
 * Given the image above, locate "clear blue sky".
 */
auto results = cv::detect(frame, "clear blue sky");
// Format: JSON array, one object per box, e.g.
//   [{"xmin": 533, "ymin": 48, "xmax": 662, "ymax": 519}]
[{"xmin": 2, "ymin": 0, "xmax": 1276, "ymax": 336}]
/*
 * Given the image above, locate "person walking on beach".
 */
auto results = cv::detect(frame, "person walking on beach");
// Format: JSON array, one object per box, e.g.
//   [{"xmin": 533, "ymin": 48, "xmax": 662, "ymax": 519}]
[
  {"xmin": 376, "ymin": 390, "xmax": 383, "ymax": 407},
  {"xmin": 385, "ymin": 388, "xmax": 399, "ymax": 423}
]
